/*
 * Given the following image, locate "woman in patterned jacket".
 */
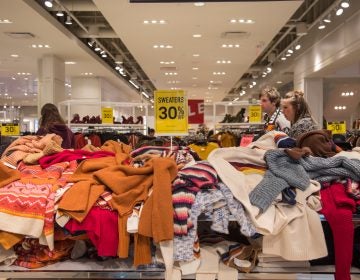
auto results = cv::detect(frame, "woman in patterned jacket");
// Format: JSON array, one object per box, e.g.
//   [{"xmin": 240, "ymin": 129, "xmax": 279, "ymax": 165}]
[{"xmin": 281, "ymin": 90, "xmax": 319, "ymax": 139}]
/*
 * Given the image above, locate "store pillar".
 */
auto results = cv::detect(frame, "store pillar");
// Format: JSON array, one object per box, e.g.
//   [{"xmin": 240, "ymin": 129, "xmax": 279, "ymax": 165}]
[
  {"xmin": 37, "ymin": 55, "xmax": 65, "ymax": 115},
  {"xmin": 69, "ymin": 77, "xmax": 102, "ymax": 120}
]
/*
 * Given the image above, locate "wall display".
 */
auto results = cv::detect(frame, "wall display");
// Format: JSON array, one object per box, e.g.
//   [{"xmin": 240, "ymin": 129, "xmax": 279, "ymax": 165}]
[
  {"xmin": 154, "ymin": 90, "xmax": 188, "ymax": 135},
  {"xmin": 188, "ymin": 99, "xmax": 204, "ymax": 124}
]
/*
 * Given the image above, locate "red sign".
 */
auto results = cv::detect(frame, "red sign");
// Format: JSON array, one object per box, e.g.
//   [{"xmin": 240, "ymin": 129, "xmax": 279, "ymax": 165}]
[{"xmin": 188, "ymin": 99, "xmax": 204, "ymax": 124}]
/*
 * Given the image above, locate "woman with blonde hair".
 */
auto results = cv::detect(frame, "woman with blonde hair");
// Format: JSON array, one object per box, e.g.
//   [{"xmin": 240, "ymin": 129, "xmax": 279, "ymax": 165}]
[{"xmin": 281, "ymin": 90, "xmax": 318, "ymax": 139}]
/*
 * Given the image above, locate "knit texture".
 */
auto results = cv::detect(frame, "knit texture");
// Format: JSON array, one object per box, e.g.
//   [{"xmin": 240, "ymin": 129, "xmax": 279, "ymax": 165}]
[
  {"xmin": 299, "ymin": 156, "xmax": 360, "ymax": 183},
  {"xmin": 249, "ymin": 149, "xmax": 310, "ymax": 212},
  {"xmin": 0, "ymin": 161, "xmax": 21, "ymax": 188},
  {"xmin": 172, "ymin": 161, "xmax": 218, "ymax": 236}
]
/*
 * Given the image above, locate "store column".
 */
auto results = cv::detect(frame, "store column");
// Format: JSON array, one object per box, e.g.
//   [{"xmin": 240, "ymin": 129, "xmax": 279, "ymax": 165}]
[
  {"xmin": 69, "ymin": 77, "xmax": 102, "ymax": 120},
  {"xmin": 37, "ymin": 55, "xmax": 66, "ymax": 114},
  {"xmin": 294, "ymin": 73, "xmax": 323, "ymax": 127}
]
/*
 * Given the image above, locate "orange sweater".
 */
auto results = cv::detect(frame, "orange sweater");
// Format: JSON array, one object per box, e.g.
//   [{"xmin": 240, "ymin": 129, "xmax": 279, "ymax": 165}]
[{"xmin": 94, "ymin": 157, "xmax": 178, "ymax": 265}]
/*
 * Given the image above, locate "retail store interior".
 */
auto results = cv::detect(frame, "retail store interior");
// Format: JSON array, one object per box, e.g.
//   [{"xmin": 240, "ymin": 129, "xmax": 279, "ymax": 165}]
[{"xmin": 0, "ymin": 0, "xmax": 360, "ymax": 279}]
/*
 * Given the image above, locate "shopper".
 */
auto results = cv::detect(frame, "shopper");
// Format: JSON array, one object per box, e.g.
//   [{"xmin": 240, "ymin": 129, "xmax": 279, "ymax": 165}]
[
  {"xmin": 281, "ymin": 90, "xmax": 319, "ymax": 139},
  {"xmin": 259, "ymin": 86, "xmax": 290, "ymax": 133},
  {"xmin": 36, "ymin": 103, "xmax": 75, "ymax": 149}
]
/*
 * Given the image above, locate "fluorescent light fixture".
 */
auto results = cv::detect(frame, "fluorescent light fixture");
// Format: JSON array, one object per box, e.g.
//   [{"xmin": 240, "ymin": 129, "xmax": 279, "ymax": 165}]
[
  {"xmin": 193, "ymin": 34, "xmax": 202, "ymax": 38},
  {"xmin": 194, "ymin": 2, "xmax": 205, "ymax": 6},
  {"xmin": 141, "ymin": 91, "xmax": 149, "ymax": 98},
  {"xmin": 0, "ymin": 19, "xmax": 12, "ymax": 24},
  {"xmin": 44, "ymin": 0, "xmax": 53, "ymax": 8},
  {"xmin": 11, "ymin": 54, "xmax": 19, "ymax": 58},
  {"xmin": 129, "ymin": 80, "xmax": 139, "ymax": 89}
]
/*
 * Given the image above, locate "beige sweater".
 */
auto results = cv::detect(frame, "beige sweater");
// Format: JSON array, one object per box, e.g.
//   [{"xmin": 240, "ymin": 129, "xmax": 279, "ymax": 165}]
[{"xmin": 207, "ymin": 131, "xmax": 327, "ymax": 261}]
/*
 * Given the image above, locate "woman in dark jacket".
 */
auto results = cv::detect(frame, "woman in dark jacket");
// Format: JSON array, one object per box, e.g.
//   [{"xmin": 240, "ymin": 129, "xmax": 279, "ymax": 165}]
[{"xmin": 36, "ymin": 103, "xmax": 75, "ymax": 149}]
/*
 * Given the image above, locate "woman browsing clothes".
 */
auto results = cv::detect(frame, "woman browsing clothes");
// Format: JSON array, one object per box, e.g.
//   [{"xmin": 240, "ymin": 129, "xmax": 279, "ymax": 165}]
[
  {"xmin": 281, "ymin": 90, "xmax": 319, "ymax": 139},
  {"xmin": 36, "ymin": 103, "xmax": 75, "ymax": 149}
]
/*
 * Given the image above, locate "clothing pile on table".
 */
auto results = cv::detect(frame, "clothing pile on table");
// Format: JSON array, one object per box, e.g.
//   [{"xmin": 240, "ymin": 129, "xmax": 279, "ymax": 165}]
[{"xmin": 0, "ymin": 130, "xmax": 359, "ymax": 280}]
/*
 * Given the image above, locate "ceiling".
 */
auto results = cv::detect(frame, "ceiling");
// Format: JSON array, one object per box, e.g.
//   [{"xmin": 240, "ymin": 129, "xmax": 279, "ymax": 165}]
[{"xmin": 0, "ymin": 0, "xmax": 304, "ymax": 107}]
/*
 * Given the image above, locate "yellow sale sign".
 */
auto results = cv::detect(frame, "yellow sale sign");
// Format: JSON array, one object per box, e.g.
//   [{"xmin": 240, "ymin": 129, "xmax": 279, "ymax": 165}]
[
  {"xmin": 101, "ymin": 107, "xmax": 113, "ymax": 124},
  {"xmin": 1, "ymin": 123, "xmax": 20, "ymax": 136},
  {"xmin": 249, "ymin": 105, "xmax": 262, "ymax": 123},
  {"xmin": 155, "ymin": 90, "xmax": 188, "ymax": 135}
]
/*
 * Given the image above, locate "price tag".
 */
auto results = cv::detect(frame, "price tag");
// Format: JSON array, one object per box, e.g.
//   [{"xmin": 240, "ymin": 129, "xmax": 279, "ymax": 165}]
[
  {"xmin": 155, "ymin": 90, "xmax": 188, "ymax": 135},
  {"xmin": 249, "ymin": 105, "xmax": 262, "ymax": 123},
  {"xmin": 327, "ymin": 121, "xmax": 346, "ymax": 134},
  {"xmin": 240, "ymin": 134, "xmax": 254, "ymax": 147},
  {"xmin": 1, "ymin": 123, "xmax": 20, "ymax": 136},
  {"xmin": 101, "ymin": 107, "xmax": 113, "ymax": 124}
]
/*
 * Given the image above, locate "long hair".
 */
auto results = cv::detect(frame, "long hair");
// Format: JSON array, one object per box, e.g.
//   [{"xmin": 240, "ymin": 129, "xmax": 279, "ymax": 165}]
[
  {"xmin": 39, "ymin": 103, "xmax": 65, "ymax": 131},
  {"xmin": 283, "ymin": 90, "xmax": 314, "ymax": 124}
]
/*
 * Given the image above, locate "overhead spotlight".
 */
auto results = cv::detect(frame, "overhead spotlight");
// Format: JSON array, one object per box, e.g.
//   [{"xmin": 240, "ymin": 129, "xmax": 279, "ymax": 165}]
[
  {"xmin": 295, "ymin": 44, "xmax": 301, "ymax": 50},
  {"xmin": 266, "ymin": 66, "xmax": 272, "ymax": 73},
  {"xmin": 65, "ymin": 15, "xmax": 72, "ymax": 25},
  {"xmin": 115, "ymin": 54, "xmax": 123, "ymax": 64},
  {"xmin": 44, "ymin": 0, "xmax": 53, "ymax": 8},
  {"xmin": 88, "ymin": 25, "xmax": 99, "ymax": 38},
  {"xmin": 281, "ymin": 56, "xmax": 287, "ymax": 61},
  {"xmin": 56, "ymin": 10, "xmax": 64, "ymax": 17},
  {"xmin": 296, "ymin": 22, "xmax": 308, "ymax": 36},
  {"xmin": 94, "ymin": 45, "xmax": 101, "ymax": 52},
  {"xmin": 101, "ymin": 53, "xmax": 107, "ymax": 58},
  {"xmin": 287, "ymin": 49, "xmax": 294, "ymax": 54},
  {"xmin": 340, "ymin": 0, "xmax": 350, "ymax": 8},
  {"xmin": 88, "ymin": 40, "xmax": 95, "ymax": 47},
  {"xmin": 318, "ymin": 21, "xmax": 326, "ymax": 30},
  {"xmin": 323, "ymin": 14, "xmax": 331, "ymax": 23},
  {"xmin": 336, "ymin": 7, "xmax": 344, "ymax": 16}
]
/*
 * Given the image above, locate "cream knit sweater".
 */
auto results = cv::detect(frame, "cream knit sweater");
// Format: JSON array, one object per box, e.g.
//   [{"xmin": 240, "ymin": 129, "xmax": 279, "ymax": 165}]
[{"xmin": 207, "ymin": 131, "xmax": 327, "ymax": 261}]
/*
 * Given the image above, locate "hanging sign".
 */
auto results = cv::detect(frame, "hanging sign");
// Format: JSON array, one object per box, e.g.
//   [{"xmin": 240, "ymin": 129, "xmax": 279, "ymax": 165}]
[
  {"xmin": 1, "ymin": 123, "xmax": 20, "ymax": 136},
  {"xmin": 249, "ymin": 105, "xmax": 262, "ymax": 123},
  {"xmin": 155, "ymin": 90, "xmax": 188, "ymax": 135},
  {"xmin": 327, "ymin": 121, "xmax": 346, "ymax": 134},
  {"xmin": 188, "ymin": 99, "xmax": 204, "ymax": 124},
  {"xmin": 101, "ymin": 107, "xmax": 113, "ymax": 124}
]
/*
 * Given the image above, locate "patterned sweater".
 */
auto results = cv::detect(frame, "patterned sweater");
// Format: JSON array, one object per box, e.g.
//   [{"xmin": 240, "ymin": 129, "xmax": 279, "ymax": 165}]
[{"xmin": 289, "ymin": 117, "xmax": 318, "ymax": 139}]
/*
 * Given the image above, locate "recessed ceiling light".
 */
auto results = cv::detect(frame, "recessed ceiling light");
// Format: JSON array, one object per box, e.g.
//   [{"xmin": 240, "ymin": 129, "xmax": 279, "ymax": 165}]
[
  {"xmin": 276, "ymin": 81, "xmax": 283, "ymax": 84},
  {"xmin": 192, "ymin": 77, "xmax": 198, "ymax": 80},
  {"xmin": 0, "ymin": 19, "xmax": 12, "ymax": 24},
  {"xmin": 222, "ymin": 44, "xmax": 240, "ymax": 48},
  {"xmin": 31, "ymin": 44, "xmax": 51, "ymax": 48},
  {"xmin": 193, "ymin": 54, "xmax": 200, "ymax": 57},
  {"xmin": 192, "ymin": 67, "xmax": 199, "ymax": 70},
  {"xmin": 216, "ymin": 60, "xmax": 231, "ymax": 64},
  {"xmin": 213, "ymin": 72, "xmax": 226, "ymax": 75},
  {"xmin": 194, "ymin": 2, "xmax": 205, "ymax": 7},
  {"xmin": 143, "ymin": 19, "xmax": 167, "ymax": 24},
  {"xmin": 65, "ymin": 61, "xmax": 76, "ymax": 65},
  {"xmin": 153, "ymin": 44, "xmax": 173, "ymax": 49},
  {"xmin": 11, "ymin": 54, "xmax": 19, "ymax": 58},
  {"xmin": 160, "ymin": 61, "xmax": 175, "ymax": 64},
  {"xmin": 81, "ymin": 72, "xmax": 93, "ymax": 76},
  {"xmin": 229, "ymin": 19, "xmax": 255, "ymax": 24},
  {"xmin": 193, "ymin": 34, "xmax": 202, "ymax": 38}
]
